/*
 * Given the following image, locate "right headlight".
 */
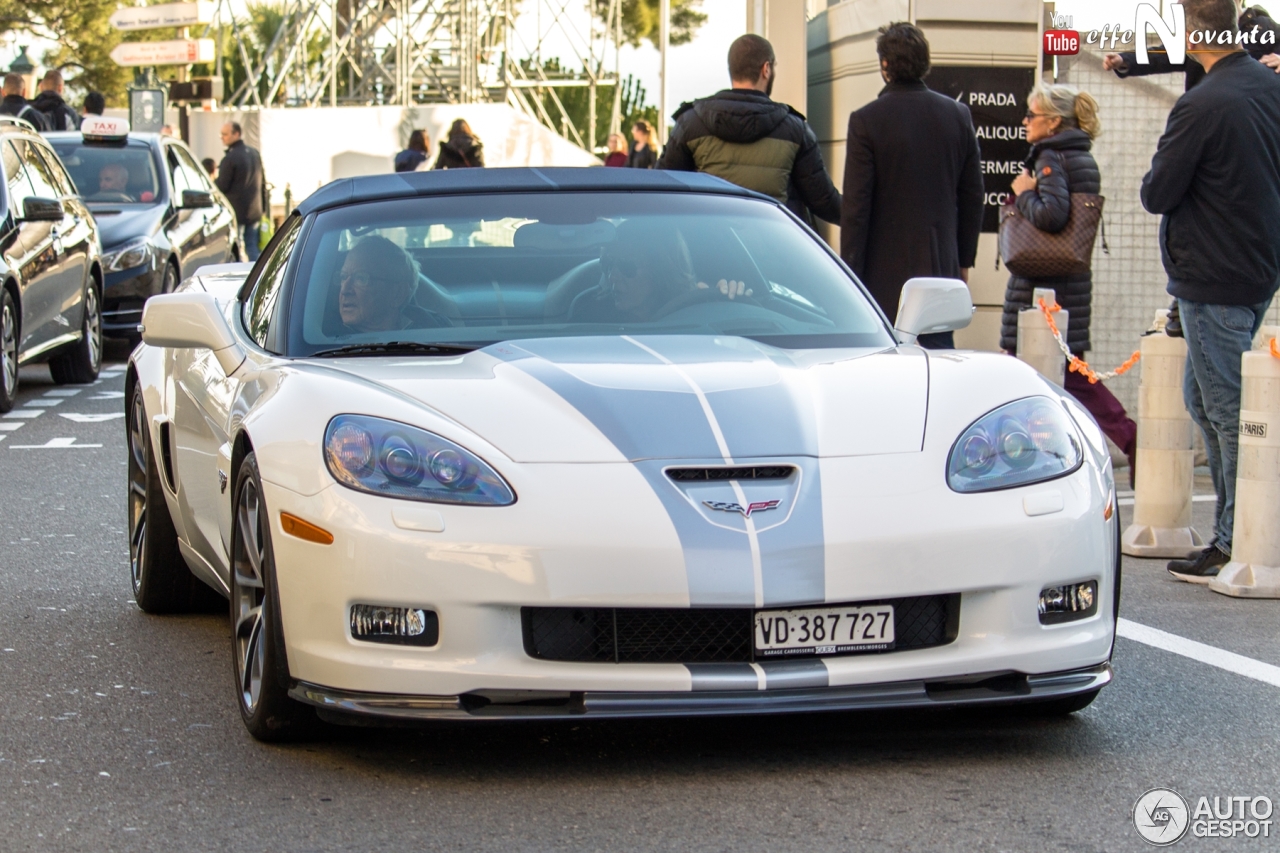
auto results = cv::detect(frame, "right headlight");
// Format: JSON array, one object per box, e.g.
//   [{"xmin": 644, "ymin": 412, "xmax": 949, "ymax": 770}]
[
  {"xmin": 324, "ymin": 414, "xmax": 516, "ymax": 506},
  {"xmin": 947, "ymin": 397, "xmax": 1082, "ymax": 493},
  {"xmin": 102, "ymin": 237, "xmax": 154, "ymax": 273}
]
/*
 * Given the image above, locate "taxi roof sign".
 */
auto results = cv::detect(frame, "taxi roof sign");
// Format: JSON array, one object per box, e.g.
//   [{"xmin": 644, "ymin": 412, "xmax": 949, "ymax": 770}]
[{"xmin": 81, "ymin": 115, "xmax": 130, "ymax": 142}]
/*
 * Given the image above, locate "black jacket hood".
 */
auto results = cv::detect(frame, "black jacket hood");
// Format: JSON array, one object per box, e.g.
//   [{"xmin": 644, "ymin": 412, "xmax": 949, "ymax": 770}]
[
  {"xmin": 31, "ymin": 91, "xmax": 67, "ymax": 110},
  {"xmin": 689, "ymin": 90, "xmax": 791, "ymax": 145}
]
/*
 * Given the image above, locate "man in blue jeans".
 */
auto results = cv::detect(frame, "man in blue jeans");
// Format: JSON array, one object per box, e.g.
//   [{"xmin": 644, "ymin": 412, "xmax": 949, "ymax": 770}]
[
  {"xmin": 1140, "ymin": 0, "xmax": 1280, "ymax": 581},
  {"xmin": 214, "ymin": 121, "xmax": 266, "ymax": 262}
]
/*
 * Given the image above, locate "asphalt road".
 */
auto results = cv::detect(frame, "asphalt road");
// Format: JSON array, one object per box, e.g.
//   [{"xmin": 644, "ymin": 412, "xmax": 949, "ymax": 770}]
[{"xmin": 1, "ymin": 348, "xmax": 1278, "ymax": 852}]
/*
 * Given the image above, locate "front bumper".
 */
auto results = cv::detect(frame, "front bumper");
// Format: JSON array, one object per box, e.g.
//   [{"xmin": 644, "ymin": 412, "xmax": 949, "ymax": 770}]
[
  {"xmin": 103, "ymin": 264, "xmax": 161, "ymax": 336},
  {"xmin": 290, "ymin": 662, "xmax": 1112, "ymax": 722}
]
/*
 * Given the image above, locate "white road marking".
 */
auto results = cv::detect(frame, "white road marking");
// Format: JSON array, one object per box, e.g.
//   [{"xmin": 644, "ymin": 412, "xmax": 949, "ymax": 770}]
[
  {"xmin": 621, "ymin": 335, "xmax": 733, "ymax": 463},
  {"xmin": 9, "ymin": 437, "xmax": 103, "ymax": 449},
  {"xmin": 2, "ymin": 410, "xmax": 42, "ymax": 419},
  {"xmin": 59, "ymin": 413, "xmax": 124, "ymax": 423},
  {"xmin": 26, "ymin": 399, "xmax": 62, "ymax": 407},
  {"xmin": 43, "ymin": 389, "xmax": 80, "ymax": 397},
  {"xmin": 1118, "ymin": 495, "xmax": 1216, "ymax": 507},
  {"xmin": 1117, "ymin": 618, "xmax": 1280, "ymax": 689},
  {"xmin": 0, "ymin": 422, "xmax": 22, "ymax": 431},
  {"xmin": 88, "ymin": 391, "xmax": 125, "ymax": 400}
]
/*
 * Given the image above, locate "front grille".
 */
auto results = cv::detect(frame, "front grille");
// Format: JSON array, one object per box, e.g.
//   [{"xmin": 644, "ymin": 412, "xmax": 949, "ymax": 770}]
[
  {"xmin": 522, "ymin": 594, "xmax": 959, "ymax": 664},
  {"xmin": 665, "ymin": 465, "xmax": 795, "ymax": 482}
]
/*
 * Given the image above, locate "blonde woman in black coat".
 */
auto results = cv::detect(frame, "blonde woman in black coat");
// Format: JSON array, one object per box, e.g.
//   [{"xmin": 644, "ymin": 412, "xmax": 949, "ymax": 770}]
[{"xmin": 1004, "ymin": 83, "xmax": 1137, "ymax": 483}]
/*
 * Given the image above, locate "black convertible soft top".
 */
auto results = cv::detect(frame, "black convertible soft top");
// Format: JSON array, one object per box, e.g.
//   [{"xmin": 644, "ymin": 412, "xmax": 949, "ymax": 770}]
[{"xmin": 295, "ymin": 167, "xmax": 768, "ymax": 217}]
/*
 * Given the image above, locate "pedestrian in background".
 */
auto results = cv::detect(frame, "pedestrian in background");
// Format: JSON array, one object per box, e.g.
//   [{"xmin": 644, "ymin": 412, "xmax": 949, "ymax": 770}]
[
  {"xmin": 395, "ymin": 129, "xmax": 430, "ymax": 172},
  {"xmin": 839, "ymin": 22, "xmax": 982, "ymax": 347},
  {"xmin": 1003, "ymin": 84, "xmax": 1138, "ymax": 483},
  {"xmin": 659, "ymin": 34, "xmax": 841, "ymax": 225},
  {"xmin": 627, "ymin": 120, "xmax": 657, "ymax": 169},
  {"xmin": 32, "ymin": 70, "xmax": 79, "ymax": 131},
  {"xmin": 83, "ymin": 92, "xmax": 104, "ymax": 117},
  {"xmin": 604, "ymin": 133, "xmax": 628, "ymax": 167},
  {"xmin": 1140, "ymin": 0, "xmax": 1280, "ymax": 582},
  {"xmin": 201, "ymin": 157, "xmax": 217, "ymax": 179},
  {"xmin": 433, "ymin": 119, "xmax": 484, "ymax": 169},
  {"xmin": 0, "ymin": 73, "xmax": 47, "ymax": 130},
  {"xmin": 215, "ymin": 121, "xmax": 267, "ymax": 262}
]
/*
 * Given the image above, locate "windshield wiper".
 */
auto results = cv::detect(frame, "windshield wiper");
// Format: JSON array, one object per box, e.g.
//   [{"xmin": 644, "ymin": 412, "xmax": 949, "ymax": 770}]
[{"xmin": 310, "ymin": 341, "xmax": 480, "ymax": 358}]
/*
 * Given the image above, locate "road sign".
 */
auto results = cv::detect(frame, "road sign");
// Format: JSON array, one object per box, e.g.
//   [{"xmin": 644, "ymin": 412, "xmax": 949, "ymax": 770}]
[
  {"xmin": 110, "ymin": 39, "xmax": 215, "ymax": 67},
  {"xmin": 109, "ymin": 2, "xmax": 215, "ymax": 31}
]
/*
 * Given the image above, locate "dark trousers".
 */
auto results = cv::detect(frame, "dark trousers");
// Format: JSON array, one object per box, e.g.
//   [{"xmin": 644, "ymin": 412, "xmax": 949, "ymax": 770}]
[{"xmin": 1063, "ymin": 369, "xmax": 1137, "ymax": 456}]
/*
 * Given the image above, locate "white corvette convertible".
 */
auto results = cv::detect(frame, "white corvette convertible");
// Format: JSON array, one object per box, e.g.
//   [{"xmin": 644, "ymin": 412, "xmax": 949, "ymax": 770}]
[{"xmin": 127, "ymin": 168, "xmax": 1117, "ymax": 740}]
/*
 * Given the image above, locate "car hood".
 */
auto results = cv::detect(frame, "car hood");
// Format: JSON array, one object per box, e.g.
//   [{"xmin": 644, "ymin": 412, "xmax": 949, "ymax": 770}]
[
  {"xmin": 89, "ymin": 203, "xmax": 165, "ymax": 250},
  {"xmin": 317, "ymin": 336, "xmax": 929, "ymax": 463}
]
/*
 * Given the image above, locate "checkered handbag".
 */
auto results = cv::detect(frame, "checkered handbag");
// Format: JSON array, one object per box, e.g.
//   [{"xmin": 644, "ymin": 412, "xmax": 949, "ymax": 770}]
[{"xmin": 998, "ymin": 193, "xmax": 1105, "ymax": 278}]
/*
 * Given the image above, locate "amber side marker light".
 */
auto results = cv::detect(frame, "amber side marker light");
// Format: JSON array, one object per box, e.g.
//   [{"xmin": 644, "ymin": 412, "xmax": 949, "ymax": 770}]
[
  {"xmin": 1104, "ymin": 495, "xmax": 1114, "ymax": 521},
  {"xmin": 280, "ymin": 512, "xmax": 334, "ymax": 545}
]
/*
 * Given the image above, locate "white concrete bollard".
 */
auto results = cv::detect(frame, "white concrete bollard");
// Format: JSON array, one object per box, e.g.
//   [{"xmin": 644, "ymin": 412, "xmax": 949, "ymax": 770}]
[
  {"xmin": 1122, "ymin": 310, "xmax": 1204, "ymax": 558},
  {"xmin": 1017, "ymin": 287, "xmax": 1066, "ymax": 386},
  {"xmin": 1210, "ymin": 325, "xmax": 1280, "ymax": 598}
]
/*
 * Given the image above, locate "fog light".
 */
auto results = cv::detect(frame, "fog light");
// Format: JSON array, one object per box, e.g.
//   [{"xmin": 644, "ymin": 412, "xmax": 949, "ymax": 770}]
[
  {"xmin": 349, "ymin": 604, "xmax": 440, "ymax": 646},
  {"xmin": 1038, "ymin": 581, "xmax": 1098, "ymax": 624}
]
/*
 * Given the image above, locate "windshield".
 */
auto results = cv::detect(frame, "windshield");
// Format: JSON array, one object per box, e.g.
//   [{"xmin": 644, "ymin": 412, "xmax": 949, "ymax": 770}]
[
  {"xmin": 284, "ymin": 192, "xmax": 893, "ymax": 356},
  {"xmin": 47, "ymin": 139, "xmax": 161, "ymax": 205}
]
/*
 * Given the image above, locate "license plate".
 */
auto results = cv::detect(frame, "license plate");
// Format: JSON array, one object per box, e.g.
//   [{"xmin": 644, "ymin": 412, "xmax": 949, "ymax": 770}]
[{"xmin": 754, "ymin": 604, "xmax": 895, "ymax": 657}]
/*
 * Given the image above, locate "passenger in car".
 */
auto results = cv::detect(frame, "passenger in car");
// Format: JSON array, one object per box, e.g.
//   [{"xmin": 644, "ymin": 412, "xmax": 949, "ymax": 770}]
[
  {"xmin": 570, "ymin": 221, "xmax": 752, "ymax": 323},
  {"xmin": 96, "ymin": 162, "xmax": 132, "ymax": 199},
  {"xmin": 337, "ymin": 235, "xmax": 450, "ymax": 333}
]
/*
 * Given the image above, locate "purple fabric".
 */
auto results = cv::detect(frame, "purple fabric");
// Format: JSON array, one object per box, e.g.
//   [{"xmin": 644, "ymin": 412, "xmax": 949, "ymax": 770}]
[{"xmin": 1064, "ymin": 370, "xmax": 1136, "ymax": 455}]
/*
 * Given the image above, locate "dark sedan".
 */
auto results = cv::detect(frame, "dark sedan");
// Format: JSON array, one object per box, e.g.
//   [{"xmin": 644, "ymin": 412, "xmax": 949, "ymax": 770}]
[{"xmin": 46, "ymin": 125, "xmax": 241, "ymax": 340}]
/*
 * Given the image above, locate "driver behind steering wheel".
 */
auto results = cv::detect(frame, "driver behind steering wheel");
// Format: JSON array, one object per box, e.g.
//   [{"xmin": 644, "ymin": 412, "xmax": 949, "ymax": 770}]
[{"xmin": 95, "ymin": 163, "xmax": 133, "ymax": 201}]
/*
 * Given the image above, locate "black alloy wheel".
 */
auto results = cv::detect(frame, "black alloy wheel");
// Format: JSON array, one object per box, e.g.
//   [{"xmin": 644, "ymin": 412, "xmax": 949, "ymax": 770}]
[
  {"xmin": 49, "ymin": 282, "xmax": 101, "ymax": 385},
  {"xmin": 127, "ymin": 382, "xmax": 220, "ymax": 613},
  {"xmin": 231, "ymin": 452, "xmax": 318, "ymax": 741},
  {"xmin": 161, "ymin": 261, "xmax": 178, "ymax": 294},
  {"xmin": 0, "ymin": 288, "xmax": 17, "ymax": 413}
]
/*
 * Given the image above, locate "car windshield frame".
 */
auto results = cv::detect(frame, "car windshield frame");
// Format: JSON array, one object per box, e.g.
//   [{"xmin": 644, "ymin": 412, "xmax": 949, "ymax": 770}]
[
  {"xmin": 46, "ymin": 136, "xmax": 166, "ymax": 209},
  {"xmin": 275, "ymin": 190, "xmax": 897, "ymax": 357}
]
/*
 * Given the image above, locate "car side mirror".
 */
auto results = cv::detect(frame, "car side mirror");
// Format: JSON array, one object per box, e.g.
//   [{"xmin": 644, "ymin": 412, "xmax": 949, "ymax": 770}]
[
  {"xmin": 140, "ymin": 292, "xmax": 245, "ymax": 374},
  {"xmin": 21, "ymin": 196, "xmax": 63, "ymax": 222},
  {"xmin": 180, "ymin": 189, "xmax": 215, "ymax": 209},
  {"xmin": 894, "ymin": 277, "xmax": 974, "ymax": 344}
]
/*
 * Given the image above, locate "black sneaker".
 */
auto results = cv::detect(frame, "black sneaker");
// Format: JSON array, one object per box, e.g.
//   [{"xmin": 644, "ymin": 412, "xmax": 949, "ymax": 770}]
[{"xmin": 1168, "ymin": 546, "xmax": 1230, "ymax": 584}]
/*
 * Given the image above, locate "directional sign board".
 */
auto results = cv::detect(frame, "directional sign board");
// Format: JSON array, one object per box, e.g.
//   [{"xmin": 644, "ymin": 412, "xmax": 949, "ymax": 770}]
[
  {"xmin": 109, "ymin": 2, "xmax": 215, "ymax": 31},
  {"xmin": 110, "ymin": 39, "xmax": 215, "ymax": 67}
]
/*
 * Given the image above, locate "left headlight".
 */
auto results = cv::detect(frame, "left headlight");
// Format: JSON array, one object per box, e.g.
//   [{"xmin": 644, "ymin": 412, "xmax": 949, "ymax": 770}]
[
  {"xmin": 102, "ymin": 237, "xmax": 154, "ymax": 273},
  {"xmin": 947, "ymin": 397, "xmax": 1082, "ymax": 493},
  {"xmin": 324, "ymin": 414, "xmax": 516, "ymax": 506}
]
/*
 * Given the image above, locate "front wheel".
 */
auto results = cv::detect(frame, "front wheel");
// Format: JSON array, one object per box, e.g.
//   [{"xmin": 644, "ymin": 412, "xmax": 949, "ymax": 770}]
[
  {"xmin": 231, "ymin": 452, "xmax": 318, "ymax": 741},
  {"xmin": 49, "ymin": 282, "xmax": 101, "ymax": 385},
  {"xmin": 0, "ymin": 288, "xmax": 17, "ymax": 413}
]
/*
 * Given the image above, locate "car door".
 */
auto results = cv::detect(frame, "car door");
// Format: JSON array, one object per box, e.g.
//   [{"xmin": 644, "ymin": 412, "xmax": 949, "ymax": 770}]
[
  {"xmin": 163, "ymin": 143, "xmax": 203, "ymax": 280},
  {"xmin": 26, "ymin": 140, "xmax": 91, "ymax": 333},
  {"xmin": 172, "ymin": 219, "xmax": 301, "ymax": 573},
  {"xmin": 173, "ymin": 144, "xmax": 231, "ymax": 267},
  {"xmin": 2, "ymin": 140, "xmax": 60, "ymax": 357}
]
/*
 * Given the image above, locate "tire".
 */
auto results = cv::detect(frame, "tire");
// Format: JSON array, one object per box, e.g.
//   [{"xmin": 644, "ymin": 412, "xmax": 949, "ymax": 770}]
[
  {"xmin": 49, "ymin": 281, "xmax": 101, "ymax": 385},
  {"xmin": 127, "ymin": 382, "xmax": 222, "ymax": 613},
  {"xmin": 0, "ymin": 288, "xmax": 17, "ymax": 414},
  {"xmin": 231, "ymin": 452, "xmax": 319, "ymax": 741},
  {"xmin": 1019, "ymin": 688, "xmax": 1100, "ymax": 717}
]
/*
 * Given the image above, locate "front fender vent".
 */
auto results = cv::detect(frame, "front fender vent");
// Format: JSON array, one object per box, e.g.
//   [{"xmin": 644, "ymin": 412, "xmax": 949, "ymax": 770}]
[
  {"xmin": 158, "ymin": 421, "xmax": 177, "ymax": 493},
  {"xmin": 665, "ymin": 465, "xmax": 796, "ymax": 482}
]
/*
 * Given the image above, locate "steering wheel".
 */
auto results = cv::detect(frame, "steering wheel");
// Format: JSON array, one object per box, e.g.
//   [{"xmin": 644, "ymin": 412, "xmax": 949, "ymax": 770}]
[{"xmin": 87, "ymin": 191, "xmax": 133, "ymax": 203}]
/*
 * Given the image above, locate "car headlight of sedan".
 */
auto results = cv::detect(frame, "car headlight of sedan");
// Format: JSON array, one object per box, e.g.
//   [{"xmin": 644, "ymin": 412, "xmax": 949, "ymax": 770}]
[
  {"xmin": 324, "ymin": 414, "xmax": 515, "ymax": 506},
  {"xmin": 102, "ymin": 237, "xmax": 154, "ymax": 273},
  {"xmin": 947, "ymin": 397, "xmax": 1082, "ymax": 493}
]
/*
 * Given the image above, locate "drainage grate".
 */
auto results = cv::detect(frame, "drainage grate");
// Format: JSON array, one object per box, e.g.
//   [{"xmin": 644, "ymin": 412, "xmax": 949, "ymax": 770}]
[{"xmin": 522, "ymin": 595, "xmax": 959, "ymax": 664}]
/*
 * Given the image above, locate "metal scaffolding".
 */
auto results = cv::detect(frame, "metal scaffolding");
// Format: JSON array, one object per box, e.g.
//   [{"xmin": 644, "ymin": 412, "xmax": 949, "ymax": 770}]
[{"xmin": 208, "ymin": 0, "xmax": 623, "ymax": 148}]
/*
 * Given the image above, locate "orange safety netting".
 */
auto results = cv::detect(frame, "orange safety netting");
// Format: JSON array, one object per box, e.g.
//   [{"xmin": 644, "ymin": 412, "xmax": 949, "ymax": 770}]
[{"xmin": 1037, "ymin": 298, "xmax": 1141, "ymax": 384}]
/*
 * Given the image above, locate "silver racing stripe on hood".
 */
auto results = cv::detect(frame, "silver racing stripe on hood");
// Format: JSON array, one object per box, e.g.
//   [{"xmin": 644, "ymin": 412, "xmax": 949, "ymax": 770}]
[{"xmin": 483, "ymin": 335, "xmax": 825, "ymax": 608}]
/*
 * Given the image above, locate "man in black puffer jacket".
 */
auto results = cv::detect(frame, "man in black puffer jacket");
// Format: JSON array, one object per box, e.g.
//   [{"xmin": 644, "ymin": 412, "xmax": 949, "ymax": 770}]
[
  {"xmin": 660, "ymin": 34, "xmax": 841, "ymax": 226},
  {"xmin": 31, "ymin": 70, "xmax": 79, "ymax": 131},
  {"xmin": 1142, "ymin": 0, "xmax": 1280, "ymax": 583}
]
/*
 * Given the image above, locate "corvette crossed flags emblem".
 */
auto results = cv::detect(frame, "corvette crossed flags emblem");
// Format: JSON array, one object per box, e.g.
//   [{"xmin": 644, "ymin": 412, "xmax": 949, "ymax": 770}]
[{"xmin": 702, "ymin": 499, "xmax": 781, "ymax": 518}]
